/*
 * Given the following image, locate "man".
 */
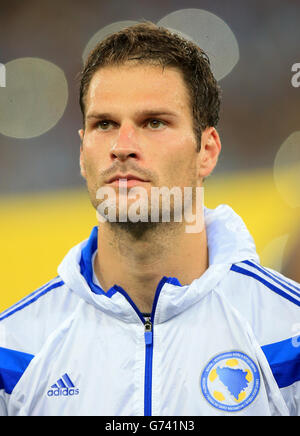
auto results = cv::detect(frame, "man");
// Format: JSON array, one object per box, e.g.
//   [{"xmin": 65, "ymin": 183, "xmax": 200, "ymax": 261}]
[{"xmin": 0, "ymin": 22, "xmax": 299, "ymax": 416}]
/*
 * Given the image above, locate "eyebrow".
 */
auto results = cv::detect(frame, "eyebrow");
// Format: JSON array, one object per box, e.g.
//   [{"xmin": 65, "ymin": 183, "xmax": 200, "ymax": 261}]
[{"xmin": 86, "ymin": 109, "xmax": 179, "ymax": 120}]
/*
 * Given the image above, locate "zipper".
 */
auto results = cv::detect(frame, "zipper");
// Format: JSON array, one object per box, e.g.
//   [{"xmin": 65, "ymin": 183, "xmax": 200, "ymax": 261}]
[
  {"xmin": 114, "ymin": 276, "xmax": 172, "ymax": 416},
  {"xmin": 144, "ymin": 316, "xmax": 153, "ymax": 416}
]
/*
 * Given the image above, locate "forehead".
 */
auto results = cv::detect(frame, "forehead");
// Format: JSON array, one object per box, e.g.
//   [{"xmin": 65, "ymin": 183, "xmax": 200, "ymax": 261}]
[{"xmin": 85, "ymin": 63, "xmax": 191, "ymax": 116}]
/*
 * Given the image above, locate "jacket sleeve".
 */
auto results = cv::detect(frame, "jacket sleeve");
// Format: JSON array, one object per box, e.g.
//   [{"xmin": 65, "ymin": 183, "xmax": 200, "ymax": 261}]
[
  {"xmin": 0, "ymin": 277, "xmax": 80, "ymax": 416},
  {"xmin": 0, "ymin": 391, "xmax": 8, "ymax": 416},
  {"xmin": 280, "ymin": 382, "xmax": 300, "ymax": 416},
  {"xmin": 220, "ymin": 261, "xmax": 300, "ymax": 415}
]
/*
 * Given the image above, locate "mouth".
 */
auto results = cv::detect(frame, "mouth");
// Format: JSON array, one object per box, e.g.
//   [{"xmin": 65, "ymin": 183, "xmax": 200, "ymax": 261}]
[{"xmin": 106, "ymin": 174, "xmax": 149, "ymax": 187}]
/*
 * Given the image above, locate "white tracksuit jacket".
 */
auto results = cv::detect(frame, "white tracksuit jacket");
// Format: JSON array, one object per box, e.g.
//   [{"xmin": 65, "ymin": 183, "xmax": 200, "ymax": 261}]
[{"xmin": 0, "ymin": 204, "xmax": 299, "ymax": 416}]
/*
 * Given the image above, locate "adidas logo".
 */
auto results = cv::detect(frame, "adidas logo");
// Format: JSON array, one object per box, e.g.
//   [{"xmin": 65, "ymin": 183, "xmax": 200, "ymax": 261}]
[{"xmin": 47, "ymin": 373, "xmax": 79, "ymax": 397}]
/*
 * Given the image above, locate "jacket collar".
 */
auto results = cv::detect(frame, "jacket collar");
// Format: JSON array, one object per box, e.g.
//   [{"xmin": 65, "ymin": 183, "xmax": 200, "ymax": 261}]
[{"xmin": 58, "ymin": 204, "xmax": 259, "ymax": 323}]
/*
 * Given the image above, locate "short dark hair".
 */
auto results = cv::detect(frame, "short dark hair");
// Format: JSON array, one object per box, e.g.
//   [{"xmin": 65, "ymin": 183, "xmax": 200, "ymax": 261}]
[{"xmin": 79, "ymin": 21, "xmax": 221, "ymax": 150}]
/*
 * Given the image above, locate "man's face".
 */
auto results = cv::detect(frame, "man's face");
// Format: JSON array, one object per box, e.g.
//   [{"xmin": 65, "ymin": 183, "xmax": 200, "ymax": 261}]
[{"xmin": 79, "ymin": 63, "xmax": 213, "ymax": 221}]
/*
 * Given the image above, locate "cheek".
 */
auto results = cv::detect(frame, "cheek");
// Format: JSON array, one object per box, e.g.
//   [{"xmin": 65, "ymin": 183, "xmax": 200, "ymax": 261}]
[
  {"xmin": 81, "ymin": 150, "xmax": 101, "ymax": 192},
  {"xmin": 82, "ymin": 137, "xmax": 107, "ymax": 175},
  {"xmin": 161, "ymin": 147, "xmax": 197, "ymax": 186}
]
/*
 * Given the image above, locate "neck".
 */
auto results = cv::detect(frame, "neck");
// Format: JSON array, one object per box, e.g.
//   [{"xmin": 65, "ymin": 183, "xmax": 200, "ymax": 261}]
[{"xmin": 94, "ymin": 221, "xmax": 208, "ymax": 313}]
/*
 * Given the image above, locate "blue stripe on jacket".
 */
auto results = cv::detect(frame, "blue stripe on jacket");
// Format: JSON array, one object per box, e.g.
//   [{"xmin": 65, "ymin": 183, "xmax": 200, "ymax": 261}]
[
  {"xmin": 0, "ymin": 347, "xmax": 34, "ymax": 394},
  {"xmin": 262, "ymin": 336, "xmax": 300, "ymax": 388}
]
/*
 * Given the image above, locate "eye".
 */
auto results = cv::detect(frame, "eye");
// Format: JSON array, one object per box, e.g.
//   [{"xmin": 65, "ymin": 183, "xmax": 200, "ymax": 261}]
[
  {"xmin": 97, "ymin": 120, "xmax": 114, "ymax": 131},
  {"xmin": 147, "ymin": 119, "xmax": 166, "ymax": 130}
]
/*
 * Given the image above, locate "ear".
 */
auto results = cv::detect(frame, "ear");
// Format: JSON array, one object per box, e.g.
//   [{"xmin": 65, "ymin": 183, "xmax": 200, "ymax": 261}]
[
  {"xmin": 78, "ymin": 129, "xmax": 86, "ymax": 179},
  {"xmin": 197, "ymin": 127, "xmax": 221, "ymax": 181}
]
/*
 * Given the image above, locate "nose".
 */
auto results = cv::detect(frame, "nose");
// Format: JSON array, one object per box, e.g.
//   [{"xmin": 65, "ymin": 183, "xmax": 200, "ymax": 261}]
[{"xmin": 110, "ymin": 123, "xmax": 141, "ymax": 162}]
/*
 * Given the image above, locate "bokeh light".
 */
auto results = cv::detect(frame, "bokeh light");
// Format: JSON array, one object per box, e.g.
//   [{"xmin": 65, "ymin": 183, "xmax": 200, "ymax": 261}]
[
  {"xmin": 157, "ymin": 9, "xmax": 239, "ymax": 81},
  {"xmin": 0, "ymin": 57, "xmax": 68, "ymax": 139},
  {"xmin": 273, "ymin": 131, "xmax": 300, "ymax": 208},
  {"xmin": 82, "ymin": 20, "xmax": 139, "ymax": 64}
]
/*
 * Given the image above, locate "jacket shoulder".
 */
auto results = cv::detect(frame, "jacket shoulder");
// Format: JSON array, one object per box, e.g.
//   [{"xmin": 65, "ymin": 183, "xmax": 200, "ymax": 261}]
[
  {"xmin": 217, "ymin": 260, "xmax": 300, "ymax": 344},
  {"xmin": 0, "ymin": 276, "xmax": 81, "ymax": 355},
  {"xmin": 230, "ymin": 260, "xmax": 300, "ymax": 307}
]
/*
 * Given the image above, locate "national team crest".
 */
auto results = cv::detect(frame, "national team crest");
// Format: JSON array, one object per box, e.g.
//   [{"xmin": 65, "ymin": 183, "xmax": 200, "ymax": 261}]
[{"xmin": 200, "ymin": 351, "xmax": 260, "ymax": 412}]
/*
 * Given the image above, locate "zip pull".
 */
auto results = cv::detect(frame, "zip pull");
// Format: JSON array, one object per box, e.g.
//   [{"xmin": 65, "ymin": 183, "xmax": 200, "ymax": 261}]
[{"xmin": 144, "ymin": 318, "xmax": 153, "ymax": 345}]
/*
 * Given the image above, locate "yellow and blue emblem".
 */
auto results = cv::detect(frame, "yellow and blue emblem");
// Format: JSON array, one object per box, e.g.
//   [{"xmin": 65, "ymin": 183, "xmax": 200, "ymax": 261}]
[{"xmin": 201, "ymin": 351, "xmax": 260, "ymax": 412}]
